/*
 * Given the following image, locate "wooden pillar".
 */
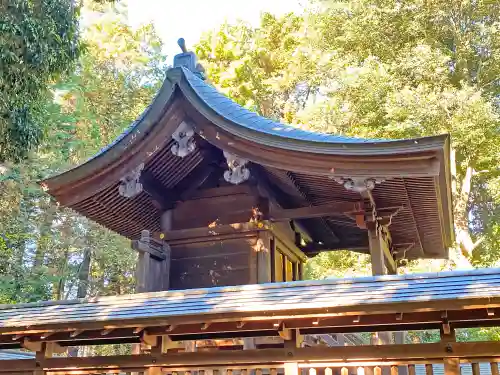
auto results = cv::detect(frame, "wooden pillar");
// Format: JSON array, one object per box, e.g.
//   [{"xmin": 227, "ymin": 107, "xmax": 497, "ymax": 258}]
[
  {"xmin": 368, "ymin": 226, "xmax": 386, "ymax": 276},
  {"xmin": 245, "ymin": 231, "xmax": 273, "ymax": 350},
  {"xmin": 368, "ymin": 224, "xmax": 391, "ymax": 351},
  {"xmin": 285, "ymin": 363, "xmax": 299, "ymax": 375},
  {"xmin": 33, "ymin": 342, "xmax": 57, "ymax": 375},
  {"xmin": 444, "ymin": 358, "xmax": 460, "ymax": 375},
  {"xmin": 160, "ymin": 210, "xmax": 172, "ymax": 290}
]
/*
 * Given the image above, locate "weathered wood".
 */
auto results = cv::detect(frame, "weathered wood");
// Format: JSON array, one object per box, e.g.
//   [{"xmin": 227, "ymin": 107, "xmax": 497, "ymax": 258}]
[
  {"xmin": 368, "ymin": 228, "xmax": 386, "ymax": 276},
  {"xmin": 170, "ymin": 238, "xmax": 253, "ymax": 289},
  {"xmin": 256, "ymin": 233, "xmax": 271, "ymax": 283},
  {"xmin": 472, "ymin": 363, "xmax": 480, "ymax": 375},
  {"xmin": 285, "ymin": 362, "xmax": 299, "ymax": 375},
  {"xmin": 0, "ymin": 342, "xmax": 498, "ymax": 373},
  {"xmin": 131, "ymin": 230, "xmax": 167, "ymax": 260},
  {"xmin": 444, "ymin": 358, "xmax": 460, "ymax": 375},
  {"xmin": 160, "ymin": 210, "xmax": 173, "ymax": 291},
  {"xmin": 160, "ymin": 223, "xmax": 267, "ymax": 244},
  {"xmin": 270, "ymin": 202, "xmax": 364, "ymax": 221},
  {"xmin": 146, "ymin": 367, "xmax": 162, "ymax": 375},
  {"xmin": 491, "ymin": 363, "xmax": 499, "ymax": 375},
  {"xmin": 172, "ymin": 192, "xmax": 261, "ymax": 230}
]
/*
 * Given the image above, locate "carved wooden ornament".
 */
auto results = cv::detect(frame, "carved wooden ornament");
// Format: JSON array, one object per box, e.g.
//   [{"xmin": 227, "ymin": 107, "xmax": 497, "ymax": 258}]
[
  {"xmin": 171, "ymin": 121, "xmax": 196, "ymax": 158},
  {"xmin": 332, "ymin": 177, "xmax": 384, "ymax": 193},
  {"xmin": 223, "ymin": 151, "xmax": 250, "ymax": 185},
  {"xmin": 118, "ymin": 163, "xmax": 144, "ymax": 198}
]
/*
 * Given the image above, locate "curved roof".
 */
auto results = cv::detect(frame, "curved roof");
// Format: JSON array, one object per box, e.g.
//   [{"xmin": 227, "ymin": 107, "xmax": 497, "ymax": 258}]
[{"xmin": 40, "ymin": 63, "xmax": 454, "ymax": 260}]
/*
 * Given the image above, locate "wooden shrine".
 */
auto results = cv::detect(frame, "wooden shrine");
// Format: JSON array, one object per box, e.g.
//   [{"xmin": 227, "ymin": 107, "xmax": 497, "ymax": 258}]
[
  {"xmin": 41, "ymin": 39, "xmax": 454, "ymax": 294},
  {"xmin": 6, "ymin": 40, "xmax": 496, "ymax": 375}
]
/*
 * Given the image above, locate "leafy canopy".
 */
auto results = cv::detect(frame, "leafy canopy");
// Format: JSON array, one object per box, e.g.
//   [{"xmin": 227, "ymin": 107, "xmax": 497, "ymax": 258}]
[
  {"xmin": 196, "ymin": 0, "xmax": 500, "ymax": 268},
  {"xmin": 0, "ymin": 0, "xmax": 80, "ymax": 162}
]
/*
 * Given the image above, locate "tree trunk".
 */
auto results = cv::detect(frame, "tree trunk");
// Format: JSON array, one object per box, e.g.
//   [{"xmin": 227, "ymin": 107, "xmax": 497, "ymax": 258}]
[
  {"xmin": 450, "ymin": 150, "xmax": 480, "ymax": 268},
  {"xmin": 35, "ymin": 202, "xmax": 57, "ymax": 268},
  {"xmin": 77, "ymin": 247, "xmax": 91, "ymax": 298}
]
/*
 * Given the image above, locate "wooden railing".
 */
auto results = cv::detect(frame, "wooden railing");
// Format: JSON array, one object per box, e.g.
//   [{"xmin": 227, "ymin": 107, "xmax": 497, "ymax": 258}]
[{"xmin": 72, "ymin": 360, "xmax": 500, "ymax": 375}]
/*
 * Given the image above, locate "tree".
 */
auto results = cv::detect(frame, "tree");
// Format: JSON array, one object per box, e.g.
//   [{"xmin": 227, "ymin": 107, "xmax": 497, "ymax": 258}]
[
  {"xmin": 195, "ymin": 1, "xmax": 500, "ymax": 269},
  {"xmin": 0, "ymin": 0, "xmax": 80, "ymax": 162},
  {"xmin": 0, "ymin": 2, "xmax": 164, "ymax": 305}
]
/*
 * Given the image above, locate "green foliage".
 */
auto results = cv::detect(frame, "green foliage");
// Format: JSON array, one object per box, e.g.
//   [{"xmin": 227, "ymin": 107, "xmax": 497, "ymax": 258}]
[
  {"xmin": 0, "ymin": 0, "xmax": 80, "ymax": 162},
  {"xmin": 0, "ymin": 3, "xmax": 164, "ymax": 305},
  {"xmin": 196, "ymin": 0, "xmax": 500, "ymax": 270}
]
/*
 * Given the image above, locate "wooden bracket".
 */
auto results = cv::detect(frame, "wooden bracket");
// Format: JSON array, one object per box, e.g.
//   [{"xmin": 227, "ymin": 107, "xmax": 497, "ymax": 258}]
[
  {"xmin": 70, "ymin": 330, "xmax": 84, "ymax": 338},
  {"xmin": 101, "ymin": 328, "xmax": 115, "ymax": 336},
  {"xmin": 22, "ymin": 338, "xmax": 43, "ymax": 352},
  {"xmin": 277, "ymin": 323, "xmax": 292, "ymax": 340},
  {"xmin": 141, "ymin": 332, "xmax": 158, "ymax": 347},
  {"xmin": 24, "ymin": 340, "xmax": 66, "ymax": 355},
  {"xmin": 131, "ymin": 230, "xmax": 167, "ymax": 260},
  {"xmin": 161, "ymin": 335, "xmax": 182, "ymax": 352}
]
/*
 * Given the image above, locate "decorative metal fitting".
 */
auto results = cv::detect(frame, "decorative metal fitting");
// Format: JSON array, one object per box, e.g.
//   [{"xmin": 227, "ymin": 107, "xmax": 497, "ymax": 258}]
[
  {"xmin": 118, "ymin": 163, "xmax": 144, "ymax": 198},
  {"xmin": 332, "ymin": 177, "xmax": 384, "ymax": 193},
  {"xmin": 171, "ymin": 121, "xmax": 196, "ymax": 158},
  {"xmin": 223, "ymin": 151, "xmax": 250, "ymax": 185}
]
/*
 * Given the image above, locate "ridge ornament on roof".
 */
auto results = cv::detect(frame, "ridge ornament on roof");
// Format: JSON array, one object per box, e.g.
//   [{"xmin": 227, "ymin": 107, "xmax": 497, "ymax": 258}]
[{"xmin": 173, "ymin": 38, "xmax": 206, "ymax": 80}]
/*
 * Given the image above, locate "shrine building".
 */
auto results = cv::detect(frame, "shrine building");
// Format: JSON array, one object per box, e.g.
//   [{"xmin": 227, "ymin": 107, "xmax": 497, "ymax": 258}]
[{"xmin": 0, "ymin": 40, "xmax": 499, "ymax": 375}]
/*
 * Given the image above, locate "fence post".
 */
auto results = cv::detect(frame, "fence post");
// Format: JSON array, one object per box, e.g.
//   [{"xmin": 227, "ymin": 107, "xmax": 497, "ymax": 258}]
[
  {"xmin": 285, "ymin": 363, "xmax": 299, "ymax": 375},
  {"xmin": 444, "ymin": 358, "xmax": 460, "ymax": 375}
]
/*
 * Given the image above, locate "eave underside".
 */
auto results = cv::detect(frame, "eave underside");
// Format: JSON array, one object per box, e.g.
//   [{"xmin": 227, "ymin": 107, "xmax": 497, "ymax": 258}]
[
  {"xmin": 68, "ymin": 134, "xmax": 445, "ymax": 259},
  {"xmin": 42, "ymin": 71, "xmax": 452, "ymax": 260}
]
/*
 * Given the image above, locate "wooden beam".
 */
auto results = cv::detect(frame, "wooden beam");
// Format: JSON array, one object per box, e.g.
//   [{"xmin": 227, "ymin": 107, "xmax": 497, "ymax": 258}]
[
  {"xmin": 270, "ymin": 202, "xmax": 364, "ymax": 221},
  {"xmin": 368, "ymin": 226, "xmax": 386, "ymax": 276},
  {"xmin": 140, "ymin": 170, "xmax": 171, "ymax": 210},
  {"xmin": 4, "ymin": 342, "xmax": 500, "ymax": 373},
  {"xmin": 131, "ymin": 231, "xmax": 167, "ymax": 261}
]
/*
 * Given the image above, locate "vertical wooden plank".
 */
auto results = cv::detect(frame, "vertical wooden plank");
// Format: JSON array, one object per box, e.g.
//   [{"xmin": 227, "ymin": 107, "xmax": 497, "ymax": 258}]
[
  {"xmin": 243, "ymin": 338, "xmax": 256, "ymax": 350},
  {"xmin": 270, "ymin": 237, "xmax": 276, "ymax": 282},
  {"xmin": 491, "ymin": 362, "xmax": 499, "ymax": 375},
  {"xmin": 425, "ymin": 364, "xmax": 433, "ymax": 375},
  {"xmin": 185, "ymin": 340, "xmax": 197, "ymax": 352},
  {"xmin": 358, "ymin": 367, "xmax": 366, "ymax": 375},
  {"xmin": 308, "ymin": 369, "xmax": 317, "ymax": 375},
  {"xmin": 136, "ymin": 251, "xmax": 151, "ymax": 293},
  {"xmin": 256, "ymin": 232, "xmax": 272, "ymax": 283},
  {"xmin": 270, "ymin": 368, "xmax": 278, "ymax": 375},
  {"xmin": 391, "ymin": 366, "xmax": 398, "ymax": 375},
  {"xmin": 444, "ymin": 358, "xmax": 460, "ymax": 375},
  {"xmin": 342, "ymin": 367, "xmax": 349, "ymax": 375},
  {"xmin": 161, "ymin": 210, "xmax": 173, "ymax": 290},
  {"xmin": 393, "ymin": 332, "xmax": 407, "ymax": 375},
  {"xmin": 374, "ymin": 367, "xmax": 382, "ymax": 375},
  {"xmin": 472, "ymin": 363, "xmax": 480, "ymax": 375},
  {"xmin": 368, "ymin": 227, "xmax": 386, "ymax": 276},
  {"xmin": 256, "ymin": 369, "xmax": 263, "ymax": 375},
  {"xmin": 407, "ymin": 365, "xmax": 416, "ymax": 375},
  {"xmin": 146, "ymin": 368, "xmax": 162, "ymax": 375},
  {"xmin": 325, "ymin": 368, "xmax": 333, "ymax": 375},
  {"xmin": 298, "ymin": 262, "xmax": 304, "ymax": 281},
  {"xmin": 286, "ymin": 362, "xmax": 299, "ymax": 375}
]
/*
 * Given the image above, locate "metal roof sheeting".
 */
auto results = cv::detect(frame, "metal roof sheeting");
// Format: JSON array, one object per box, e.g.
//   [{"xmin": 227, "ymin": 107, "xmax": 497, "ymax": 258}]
[
  {"xmin": 0, "ymin": 268, "xmax": 498, "ymax": 329},
  {"xmin": 0, "ymin": 350, "xmax": 34, "ymax": 360}
]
